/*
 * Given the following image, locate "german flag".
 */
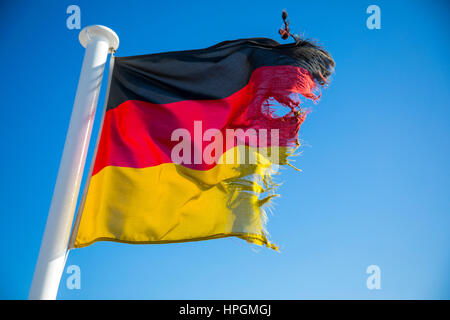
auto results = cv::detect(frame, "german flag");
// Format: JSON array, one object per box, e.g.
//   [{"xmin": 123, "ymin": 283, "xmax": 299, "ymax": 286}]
[{"xmin": 70, "ymin": 38, "xmax": 334, "ymax": 250}]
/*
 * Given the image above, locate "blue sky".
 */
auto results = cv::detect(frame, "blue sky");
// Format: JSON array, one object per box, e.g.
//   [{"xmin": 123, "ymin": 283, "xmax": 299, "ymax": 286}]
[{"xmin": 0, "ymin": 0, "xmax": 449, "ymax": 299}]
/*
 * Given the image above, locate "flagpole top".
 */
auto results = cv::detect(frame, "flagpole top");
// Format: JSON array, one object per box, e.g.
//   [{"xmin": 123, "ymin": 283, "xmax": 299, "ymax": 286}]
[{"xmin": 79, "ymin": 25, "xmax": 119, "ymax": 51}]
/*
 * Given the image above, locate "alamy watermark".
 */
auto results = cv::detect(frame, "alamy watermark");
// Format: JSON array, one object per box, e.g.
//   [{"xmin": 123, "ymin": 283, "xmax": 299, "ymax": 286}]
[
  {"xmin": 66, "ymin": 264, "xmax": 81, "ymax": 290},
  {"xmin": 366, "ymin": 5, "xmax": 381, "ymax": 30},
  {"xmin": 366, "ymin": 265, "xmax": 381, "ymax": 290},
  {"xmin": 171, "ymin": 121, "xmax": 282, "ymax": 165},
  {"xmin": 66, "ymin": 5, "xmax": 81, "ymax": 30}
]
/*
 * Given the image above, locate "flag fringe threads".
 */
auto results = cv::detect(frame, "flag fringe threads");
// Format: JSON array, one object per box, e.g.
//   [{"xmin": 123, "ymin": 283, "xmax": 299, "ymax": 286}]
[
  {"xmin": 219, "ymin": 46, "xmax": 334, "ymax": 250},
  {"xmin": 72, "ymin": 38, "xmax": 335, "ymax": 251}
]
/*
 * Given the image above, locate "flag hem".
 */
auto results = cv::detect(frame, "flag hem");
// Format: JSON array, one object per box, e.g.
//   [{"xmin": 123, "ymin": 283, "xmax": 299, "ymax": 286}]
[{"xmin": 73, "ymin": 232, "xmax": 279, "ymax": 251}]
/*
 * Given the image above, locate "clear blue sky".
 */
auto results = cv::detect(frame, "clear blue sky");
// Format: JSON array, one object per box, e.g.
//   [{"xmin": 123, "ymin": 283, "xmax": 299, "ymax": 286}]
[{"xmin": 0, "ymin": 0, "xmax": 449, "ymax": 299}]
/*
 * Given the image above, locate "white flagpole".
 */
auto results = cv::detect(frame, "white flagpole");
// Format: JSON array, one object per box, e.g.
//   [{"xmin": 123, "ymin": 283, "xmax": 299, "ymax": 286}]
[{"xmin": 29, "ymin": 25, "xmax": 119, "ymax": 300}]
